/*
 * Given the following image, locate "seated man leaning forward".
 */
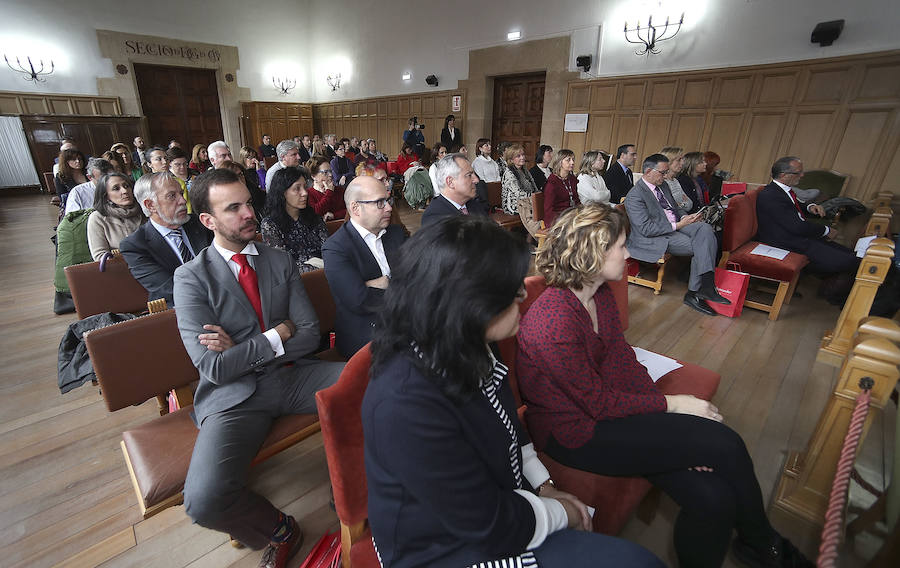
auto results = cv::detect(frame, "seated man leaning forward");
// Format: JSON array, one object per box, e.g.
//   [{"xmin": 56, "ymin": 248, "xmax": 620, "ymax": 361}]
[
  {"xmin": 173, "ymin": 168, "xmax": 345, "ymax": 568},
  {"xmin": 420, "ymin": 153, "xmax": 489, "ymax": 227},
  {"xmin": 322, "ymin": 175, "xmax": 407, "ymax": 358},
  {"xmin": 624, "ymin": 153, "xmax": 730, "ymax": 316},
  {"xmin": 120, "ymin": 172, "xmax": 212, "ymax": 305}
]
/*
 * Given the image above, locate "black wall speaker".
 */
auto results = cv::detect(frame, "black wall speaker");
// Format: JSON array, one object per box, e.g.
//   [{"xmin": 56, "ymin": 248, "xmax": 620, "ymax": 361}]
[
  {"xmin": 425, "ymin": 75, "xmax": 439, "ymax": 87},
  {"xmin": 811, "ymin": 20, "xmax": 844, "ymax": 47}
]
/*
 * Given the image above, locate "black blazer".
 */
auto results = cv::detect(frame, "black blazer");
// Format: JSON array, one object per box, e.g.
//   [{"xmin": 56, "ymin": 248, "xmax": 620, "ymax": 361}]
[
  {"xmin": 299, "ymin": 145, "xmax": 312, "ymax": 163},
  {"xmin": 529, "ymin": 165, "xmax": 548, "ymax": 192},
  {"xmin": 440, "ymin": 127, "xmax": 463, "ymax": 151},
  {"xmin": 420, "ymin": 195, "xmax": 489, "ymax": 227},
  {"xmin": 321, "ymin": 222, "xmax": 406, "ymax": 357},
  {"xmin": 676, "ymin": 174, "xmax": 704, "ymax": 214},
  {"xmin": 120, "ymin": 216, "xmax": 212, "ymax": 305},
  {"xmin": 602, "ymin": 163, "xmax": 635, "ymax": 204},
  {"xmin": 755, "ymin": 182, "xmax": 826, "ymax": 254}
]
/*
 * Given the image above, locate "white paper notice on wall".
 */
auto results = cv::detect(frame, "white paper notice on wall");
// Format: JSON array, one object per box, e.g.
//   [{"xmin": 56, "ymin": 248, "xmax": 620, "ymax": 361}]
[
  {"xmin": 564, "ymin": 113, "xmax": 589, "ymax": 132},
  {"xmin": 452, "ymin": 95, "xmax": 461, "ymax": 112}
]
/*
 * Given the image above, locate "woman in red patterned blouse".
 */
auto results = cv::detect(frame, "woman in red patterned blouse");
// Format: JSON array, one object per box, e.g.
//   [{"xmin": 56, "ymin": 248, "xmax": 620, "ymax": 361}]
[
  {"xmin": 305, "ymin": 156, "xmax": 347, "ymax": 221},
  {"xmin": 541, "ymin": 149, "xmax": 580, "ymax": 228},
  {"xmin": 516, "ymin": 203, "xmax": 813, "ymax": 568}
]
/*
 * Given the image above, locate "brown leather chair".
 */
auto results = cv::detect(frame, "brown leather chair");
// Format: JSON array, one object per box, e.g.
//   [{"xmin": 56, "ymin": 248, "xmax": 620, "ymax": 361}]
[
  {"xmin": 263, "ymin": 155, "xmax": 278, "ymax": 169},
  {"xmin": 64, "ymin": 254, "xmax": 149, "ymax": 319},
  {"xmin": 85, "ymin": 309, "xmax": 321, "ymax": 519},
  {"xmin": 300, "ymin": 268, "xmax": 345, "ymax": 362},
  {"xmin": 326, "ymin": 218, "xmax": 345, "ymax": 235},
  {"xmin": 485, "ymin": 180, "xmax": 523, "ymax": 230}
]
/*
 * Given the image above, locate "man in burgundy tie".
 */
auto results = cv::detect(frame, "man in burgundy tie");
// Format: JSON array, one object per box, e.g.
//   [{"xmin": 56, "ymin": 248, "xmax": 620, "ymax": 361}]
[
  {"xmin": 173, "ymin": 168, "xmax": 344, "ymax": 568},
  {"xmin": 756, "ymin": 156, "xmax": 858, "ymax": 303}
]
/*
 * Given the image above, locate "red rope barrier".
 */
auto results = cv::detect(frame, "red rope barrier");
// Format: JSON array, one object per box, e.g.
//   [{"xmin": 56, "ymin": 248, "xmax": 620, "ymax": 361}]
[{"xmin": 816, "ymin": 377, "xmax": 874, "ymax": 568}]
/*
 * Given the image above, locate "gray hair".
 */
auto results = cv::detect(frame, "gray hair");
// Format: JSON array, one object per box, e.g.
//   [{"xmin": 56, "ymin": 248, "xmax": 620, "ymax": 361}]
[
  {"xmin": 771, "ymin": 156, "xmax": 801, "ymax": 179},
  {"xmin": 134, "ymin": 171, "xmax": 179, "ymax": 216},
  {"xmin": 433, "ymin": 153, "xmax": 466, "ymax": 192},
  {"xmin": 86, "ymin": 157, "xmax": 114, "ymax": 180},
  {"xmin": 207, "ymin": 140, "xmax": 229, "ymax": 159},
  {"xmin": 276, "ymin": 139, "xmax": 299, "ymax": 160},
  {"xmin": 641, "ymin": 153, "xmax": 669, "ymax": 174}
]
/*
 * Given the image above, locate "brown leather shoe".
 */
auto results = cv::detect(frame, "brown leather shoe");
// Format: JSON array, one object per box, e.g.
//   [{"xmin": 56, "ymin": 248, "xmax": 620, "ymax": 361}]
[{"xmin": 258, "ymin": 516, "xmax": 304, "ymax": 568}]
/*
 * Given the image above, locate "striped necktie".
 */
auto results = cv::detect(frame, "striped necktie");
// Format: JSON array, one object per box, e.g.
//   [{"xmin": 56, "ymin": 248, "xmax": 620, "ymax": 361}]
[{"xmin": 167, "ymin": 230, "xmax": 193, "ymax": 264}]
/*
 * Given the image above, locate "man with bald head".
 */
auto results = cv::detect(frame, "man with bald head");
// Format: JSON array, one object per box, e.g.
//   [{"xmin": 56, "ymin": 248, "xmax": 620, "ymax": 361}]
[{"xmin": 322, "ymin": 175, "xmax": 407, "ymax": 357}]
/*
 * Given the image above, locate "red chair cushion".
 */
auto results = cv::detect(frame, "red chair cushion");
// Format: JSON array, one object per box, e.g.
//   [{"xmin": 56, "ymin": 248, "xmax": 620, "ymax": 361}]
[
  {"xmin": 722, "ymin": 192, "xmax": 757, "ymax": 252},
  {"xmin": 728, "ymin": 242, "xmax": 809, "ymax": 282},
  {"xmin": 349, "ymin": 526, "xmax": 380, "ymax": 568}
]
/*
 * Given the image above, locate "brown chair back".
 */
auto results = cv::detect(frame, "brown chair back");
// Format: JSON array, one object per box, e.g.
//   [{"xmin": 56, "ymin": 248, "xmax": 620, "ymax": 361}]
[
  {"xmin": 43, "ymin": 172, "xmax": 55, "ymax": 194},
  {"xmin": 485, "ymin": 181, "xmax": 502, "ymax": 209},
  {"xmin": 85, "ymin": 309, "xmax": 198, "ymax": 412},
  {"xmin": 65, "ymin": 255, "xmax": 149, "ymax": 319},
  {"xmin": 263, "ymin": 156, "xmax": 278, "ymax": 169},
  {"xmin": 300, "ymin": 268, "xmax": 336, "ymax": 334},
  {"xmin": 531, "ymin": 192, "xmax": 545, "ymax": 222},
  {"xmin": 325, "ymin": 219, "xmax": 345, "ymax": 235},
  {"xmin": 721, "ymin": 187, "xmax": 761, "ymax": 253}
]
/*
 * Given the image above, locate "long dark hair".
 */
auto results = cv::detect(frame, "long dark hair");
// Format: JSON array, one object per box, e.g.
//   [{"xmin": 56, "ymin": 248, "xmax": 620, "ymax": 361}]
[
  {"xmin": 265, "ymin": 166, "xmax": 316, "ymax": 235},
  {"xmin": 93, "ymin": 173, "xmax": 136, "ymax": 216},
  {"xmin": 372, "ymin": 216, "xmax": 530, "ymax": 404}
]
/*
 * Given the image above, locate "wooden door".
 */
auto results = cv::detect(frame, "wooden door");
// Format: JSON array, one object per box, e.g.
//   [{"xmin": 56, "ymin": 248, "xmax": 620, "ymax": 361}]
[
  {"xmin": 491, "ymin": 72, "xmax": 545, "ymax": 166},
  {"xmin": 134, "ymin": 64, "xmax": 223, "ymax": 150}
]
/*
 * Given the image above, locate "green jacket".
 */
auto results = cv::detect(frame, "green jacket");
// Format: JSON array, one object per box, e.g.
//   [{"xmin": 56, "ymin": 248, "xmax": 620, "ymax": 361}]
[{"xmin": 54, "ymin": 208, "xmax": 94, "ymax": 292}]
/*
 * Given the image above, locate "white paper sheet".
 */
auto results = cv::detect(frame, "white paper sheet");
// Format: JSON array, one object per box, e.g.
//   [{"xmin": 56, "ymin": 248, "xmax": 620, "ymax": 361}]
[
  {"xmin": 854, "ymin": 235, "xmax": 877, "ymax": 258},
  {"xmin": 632, "ymin": 347, "xmax": 683, "ymax": 383},
  {"xmin": 306, "ymin": 257, "xmax": 325, "ymax": 268},
  {"xmin": 750, "ymin": 244, "xmax": 790, "ymax": 260}
]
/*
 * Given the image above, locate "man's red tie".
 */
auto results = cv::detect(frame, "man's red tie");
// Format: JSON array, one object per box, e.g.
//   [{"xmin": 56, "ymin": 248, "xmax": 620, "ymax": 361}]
[
  {"xmin": 787, "ymin": 188, "xmax": 805, "ymax": 219},
  {"xmin": 231, "ymin": 253, "xmax": 265, "ymax": 331}
]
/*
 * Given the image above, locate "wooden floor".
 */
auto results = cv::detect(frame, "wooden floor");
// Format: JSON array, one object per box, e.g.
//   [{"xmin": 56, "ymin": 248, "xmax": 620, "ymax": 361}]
[{"xmin": 0, "ymin": 192, "xmax": 893, "ymax": 567}]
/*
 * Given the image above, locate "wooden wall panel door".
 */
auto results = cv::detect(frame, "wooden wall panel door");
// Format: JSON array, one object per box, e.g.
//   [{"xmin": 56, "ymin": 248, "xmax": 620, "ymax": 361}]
[
  {"xmin": 492, "ymin": 72, "xmax": 545, "ymax": 165},
  {"xmin": 87, "ymin": 123, "xmax": 117, "ymax": 153},
  {"xmin": 134, "ymin": 63, "xmax": 223, "ymax": 150}
]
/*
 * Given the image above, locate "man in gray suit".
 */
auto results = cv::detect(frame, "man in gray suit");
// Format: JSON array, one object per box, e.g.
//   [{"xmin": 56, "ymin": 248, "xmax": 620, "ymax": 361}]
[
  {"xmin": 624, "ymin": 153, "xmax": 729, "ymax": 316},
  {"xmin": 173, "ymin": 168, "xmax": 344, "ymax": 568}
]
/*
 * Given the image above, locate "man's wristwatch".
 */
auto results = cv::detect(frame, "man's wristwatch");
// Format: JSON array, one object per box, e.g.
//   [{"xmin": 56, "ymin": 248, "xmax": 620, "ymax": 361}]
[{"xmin": 538, "ymin": 479, "xmax": 555, "ymax": 494}]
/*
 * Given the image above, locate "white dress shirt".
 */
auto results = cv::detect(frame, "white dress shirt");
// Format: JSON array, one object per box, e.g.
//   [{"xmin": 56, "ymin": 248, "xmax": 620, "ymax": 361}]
[
  {"xmin": 349, "ymin": 218, "xmax": 391, "ymax": 277},
  {"xmin": 149, "ymin": 218, "xmax": 197, "ymax": 262},
  {"xmin": 772, "ymin": 179, "xmax": 829, "ymax": 236}
]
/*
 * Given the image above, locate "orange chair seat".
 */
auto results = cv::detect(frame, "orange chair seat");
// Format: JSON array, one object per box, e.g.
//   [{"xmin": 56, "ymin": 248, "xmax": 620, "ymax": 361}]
[{"xmin": 728, "ymin": 242, "xmax": 809, "ymax": 282}]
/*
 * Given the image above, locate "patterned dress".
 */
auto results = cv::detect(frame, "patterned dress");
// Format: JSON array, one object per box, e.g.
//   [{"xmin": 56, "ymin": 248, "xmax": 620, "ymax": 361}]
[{"xmin": 259, "ymin": 214, "xmax": 327, "ymax": 272}]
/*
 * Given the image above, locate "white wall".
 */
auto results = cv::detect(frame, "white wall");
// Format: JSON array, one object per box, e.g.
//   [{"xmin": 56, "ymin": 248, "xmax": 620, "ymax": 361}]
[{"xmin": 1, "ymin": 0, "xmax": 898, "ymax": 103}]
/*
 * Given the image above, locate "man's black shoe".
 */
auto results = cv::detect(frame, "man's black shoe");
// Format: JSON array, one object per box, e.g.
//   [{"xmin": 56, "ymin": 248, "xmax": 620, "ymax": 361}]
[
  {"xmin": 696, "ymin": 285, "xmax": 731, "ymax": 305},
  {"xmin": 684, "ymin": 291, "xmax": 717, "ymax": 316}
]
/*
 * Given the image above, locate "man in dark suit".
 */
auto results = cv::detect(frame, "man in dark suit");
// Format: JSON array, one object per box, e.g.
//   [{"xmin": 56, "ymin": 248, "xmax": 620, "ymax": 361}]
[
  {"xmin": 625, "ymin": 154, "xmax": 729, "ymax": 316},
  {"xmin": 258, "ymin": 134, "xmax": 276, "ymax": 158},
  {"xmin": 120, "ymin": 172, "xmax": 212, "ymax": 305},
  {"xmin": 298, "ymin": 134, "xmax": 313, "ymax": 163},
  {"xmin": 322, "ymin": 176, "xmax": 407, "ymax": 357},
  {"xmin": 132, "ymin": 135, "xmax": 147, "ymax": 168},
  {"xmin": 603, "ymin": 143, "xmax": 638, "ymax": 204},
  {"xmin": 757, "ymin": 156, "xmax": 858, "ymax": 301},
  {"xmin": 173, "ymin": 169, "xmax": 344, "ymax": 567},
  {"xmin": 421, "ymin": 153, "xmax": 489, "ymax": 227}
]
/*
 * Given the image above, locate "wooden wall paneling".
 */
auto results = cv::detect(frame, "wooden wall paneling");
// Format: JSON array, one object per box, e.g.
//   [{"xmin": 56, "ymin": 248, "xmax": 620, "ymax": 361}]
[
  {"xmin": 398, "ymin": 98, "xmax": 410, "ymax": 118},
  {"xmin": 612, "ymin": 114, "xmax": 641, "ymax": 154},
  {"xmin": 680, "ymin": 78, "xmax": 713, "ymax": 109},
  {"xmin": 831, "ymin": 109, "xmax": 893, "ymax": 200},
  {"xmin": 287, "ymin": 118, "xmax": 300, "ymax": 138},
  {"xmin": 620, "ymin": 81, "xmax": 647, "ymax": 109},
  {"xmin": 755, "ymin": 71, "xmax": 800, "ymax": 106},
  {"xmin": 670, "ymin": 112, "xmax": 707, "ymax": 154},
  {"xmin": 587, "ymin": 113, "xmax": 614, "ymax": 153},
  {"xmin": 563, "ymin": 131, "xmax": 587, "ymax": 157},
  {"xmin": 799, "ymin": 65, "xmax": 852, "ymax": 105},
  {"xmin": 410, "ymin": 97, "xmax": 422, "ymax": 118},
  {"xmin": 47, "ymin": 97, "xmax": 73, "ymax": 115},
  {"xmin": 739, "ymin": 111, "xmax": 789, "ymax": 182},
  {"xmin": 877, "ymin": 132, "xmax": 900, "ymax": 194},
  {"xmin": 783, "ymin": 109, "xmax": 838, "ymax": 166},
  {"xmin": 854, "ymin": 61, "xmax": 900, "ymax": 102},
  {"xmin": 714, "ymin": 74, "xmax": 754, "ymax": 108},
  {"xmin": 568, "ymin": 84, "xmax": 591, "ymax": 111},
  {"xmin": 590, "ymin": 84, "xmax": 617, "ymax": 111},
  {"xmin": 87, "ymin": 123, "xmax": 117, "ymax": 152},
  {"xmin": 703, "ymin": 111, "xmax": 748, "ymax": 173},
  {"xmin": 640, "ymin": 113, "xmax": 673, "ymax": 157},
  {"xmin": 422, "ymin": 96, "xmax": 435, "ymax": 116},
  {"xmin": 434, "ymin": 95, "xmax": 448, "ymax": 115},
  {"xmin": 23, "ymin": 97, "xmax": 49, "ymax": 114},
  {"xmin": 648, "ymin": 80, "xmax": 677, "ymax": 109}
]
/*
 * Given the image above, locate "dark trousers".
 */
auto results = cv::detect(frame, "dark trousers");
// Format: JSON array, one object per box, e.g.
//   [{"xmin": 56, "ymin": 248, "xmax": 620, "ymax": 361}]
[
  {"xmin": 804, "ymin": 238, "xmax": 859, "ymax": 274},
  {"xmin": 532, "ymin": 529, "xmax": 664, "ymax": 567},
  {"xmin": 544, "ymin": 413, "xmax": 774, "ymax": 568}
]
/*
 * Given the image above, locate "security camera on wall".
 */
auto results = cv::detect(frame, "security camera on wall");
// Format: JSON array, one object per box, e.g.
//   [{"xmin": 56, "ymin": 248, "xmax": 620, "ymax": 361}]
[{"xmin": 425, "ymin": 75, "xmax": 439, "ymax": 87}]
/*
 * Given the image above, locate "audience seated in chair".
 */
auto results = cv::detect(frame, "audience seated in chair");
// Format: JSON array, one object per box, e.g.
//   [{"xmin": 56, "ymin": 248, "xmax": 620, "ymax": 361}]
[
  {"xmin": 173, "ymin": 168, "xmax": 344, "ymax": 568},
  {"xmin": 420, "ymin": 153, "xmax": 489, "ymax": 227},
  {"xmin": 64, "ymin": 157, "xmax": 116, "ymax": 215},
  {"xmin": 361, "ymin": 215, "xmax": 663, "ymax": 568},
  {"xmin": 87, "ymin": 172, "xmax": 146, "ymax": 261},
  {"xmin": 516, "ymin": 203, "xmax": 814, "ymax": 568},
  {"xmin": 322, "ymin": 176, "xmax": 406, "ymax": 359},
  {"xmin": 305, "ymin": 156, "xmax": 347, "ymax": 221},
  {"xmin": 624, "ymin": 153, "xmax": 728, "ymax": 316},
  {"xmin": 530, "ymin": 145, "xmax": 553, "ymax": 192},
  {"xmin": 542, "ymin": 149, "xmax": 580, "ymax": 227},
  {"xmin": 265, "ymin": 139, "xmax": 302, "ymax": 190},
  {"xmin": 120, "ymin": 172, "xmax": 212, "ymax": 305},
  {"xmin": 576, "ymin": 150, "xmax": 611, "ymax": 205},
  {"xmin": 260, "ymin": 166, "xmax": 327, "ymax": 273},
  {"xmin": 602, "ymin": 144, "xmax": 637, "ymax": 204},
  {"xmin": 501, "ymin": 143, "xmax": 540, "ymax": 216}
]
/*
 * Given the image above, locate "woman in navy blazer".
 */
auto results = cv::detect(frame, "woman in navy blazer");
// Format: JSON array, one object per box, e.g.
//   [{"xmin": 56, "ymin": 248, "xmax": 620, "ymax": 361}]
[{"xmin": 361, "ymin": 216, "xmax": 661, "ymax": 568}]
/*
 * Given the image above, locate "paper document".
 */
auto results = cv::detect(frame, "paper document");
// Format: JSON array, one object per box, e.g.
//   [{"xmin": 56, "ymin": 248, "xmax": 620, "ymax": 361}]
[
  {"xmin": 750, "ymin": 244, "xmax": 789, "ymax": 260},
  {"xmin": 854, "ymin": 235, "xmax": 877, "ymax": 258},
  {"xmin": 306, "ymin": 257, "xmax": 325, "ymax": 269},
  {"xmin": 632, "ymin": 347, "xmax": 683, "ymax": 383}
]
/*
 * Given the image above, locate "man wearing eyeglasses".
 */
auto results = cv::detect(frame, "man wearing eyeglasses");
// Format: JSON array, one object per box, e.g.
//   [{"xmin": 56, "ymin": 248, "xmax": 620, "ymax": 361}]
[
  {"xmin": 625, "ymin": 153, "xmax": 728, "ymax": 316},
  {"xmin": 757, "ymin": 156, "xmax": 858, "ymax": 303},
  {"xmin": 322, "ymin": 175, "xmax": 407, "ymax": 357}
]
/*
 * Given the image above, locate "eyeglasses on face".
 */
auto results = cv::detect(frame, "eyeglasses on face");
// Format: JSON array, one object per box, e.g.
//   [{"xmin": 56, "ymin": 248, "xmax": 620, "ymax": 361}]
[{"xmin": 356, "ymin": 196, "xmax": 394, "ymax": 209}]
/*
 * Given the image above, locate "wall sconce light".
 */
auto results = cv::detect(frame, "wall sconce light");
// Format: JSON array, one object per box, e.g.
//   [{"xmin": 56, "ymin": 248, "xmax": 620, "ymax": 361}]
[
  {"xmin": 402, "ymin": 72, "xmax": 411, "ymax": 81},
  {"xmin": 4, "ymin": 54, "xmax": 54, "ymax": 82},
  {"xmin": 507, "ymin": 30, "xmax": 521, "ymax": 41},
  {"xmin": 327, "ymin": 73, "xmax": 341, "ymax": 91},
  {"xmin": 624, "ymin": 13, "xmax": 684, "ymax": 55},
  {"xmin": 272, "ymin": 76, "xmax": 296, "ymax": 95}
]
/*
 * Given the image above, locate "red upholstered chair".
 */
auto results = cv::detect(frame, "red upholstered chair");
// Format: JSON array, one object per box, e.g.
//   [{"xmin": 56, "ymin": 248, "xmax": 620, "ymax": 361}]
[
  {"xmin": 719, "ymin": 187, "xmax": 809, "ymax": 321},
  {"xmin": 497, "ymin": 274, "xmax": 720, "ymax": 535},
  {"xmin": 316, "ymin": 345, "xmax": 379, "ymax": 568}
]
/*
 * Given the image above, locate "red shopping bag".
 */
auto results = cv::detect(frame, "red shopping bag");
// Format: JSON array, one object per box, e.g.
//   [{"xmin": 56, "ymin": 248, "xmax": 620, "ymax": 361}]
[
  {"xmin": 298, "ymin": 529, "xmax": 341, "ymax": 568},
  {"xmin": 710, "ymin": 265, "xmax": 749, "ymax": 317}
]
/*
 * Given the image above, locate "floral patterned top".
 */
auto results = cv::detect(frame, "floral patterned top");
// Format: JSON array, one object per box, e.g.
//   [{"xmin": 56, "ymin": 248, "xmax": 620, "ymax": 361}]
[
  {"xmin": 260, "ymin": 214, "xmax": 327, "ymax": 273},
  {"xmin": 500, "ymin": 166, "xmax": 538, "ymax": 215}
]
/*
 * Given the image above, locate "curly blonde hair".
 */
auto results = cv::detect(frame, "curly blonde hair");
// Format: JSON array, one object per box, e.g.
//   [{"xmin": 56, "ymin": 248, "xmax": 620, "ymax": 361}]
[{"xmin": 535, "ymin": 203, "xmax": 629, "ymax": 290}]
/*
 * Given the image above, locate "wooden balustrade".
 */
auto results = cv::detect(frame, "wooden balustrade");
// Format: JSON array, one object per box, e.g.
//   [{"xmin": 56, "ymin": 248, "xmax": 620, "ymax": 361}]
[{"xmin": 774, "ymin": 322, "xmax": 900, "ymax": 525}]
